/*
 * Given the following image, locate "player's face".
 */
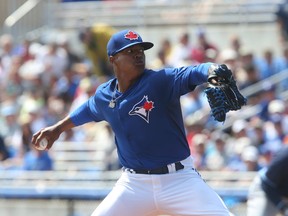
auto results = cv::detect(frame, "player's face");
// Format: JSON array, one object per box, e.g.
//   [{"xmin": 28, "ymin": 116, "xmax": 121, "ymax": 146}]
[{"xmin": 111, "ymin": 45, "xmax": 146, "ymax": 73}]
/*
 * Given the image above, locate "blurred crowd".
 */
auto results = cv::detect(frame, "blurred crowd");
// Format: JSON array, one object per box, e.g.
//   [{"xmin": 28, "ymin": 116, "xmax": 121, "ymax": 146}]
[{"xmin": 0, "ymin": 23, "xmax": 287, "ymax": 173}]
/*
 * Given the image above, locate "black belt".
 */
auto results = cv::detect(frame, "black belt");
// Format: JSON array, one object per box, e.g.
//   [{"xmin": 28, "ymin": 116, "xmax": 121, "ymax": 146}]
[{"xmin": 123, "ymin": 162, "xmax": 184, "ymax": 174}]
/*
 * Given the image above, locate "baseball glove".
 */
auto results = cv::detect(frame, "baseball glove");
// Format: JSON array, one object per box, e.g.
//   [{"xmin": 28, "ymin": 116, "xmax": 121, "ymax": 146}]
[{"xmin": 204, "ymin": 64, "xmax": 247, "ymax": 122}]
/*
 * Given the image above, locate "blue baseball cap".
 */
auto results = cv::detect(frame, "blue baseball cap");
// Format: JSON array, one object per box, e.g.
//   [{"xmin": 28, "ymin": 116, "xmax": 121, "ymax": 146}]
[{"xmin": 107, "ymin": 30, "xmax": 154, "ymax": 56}]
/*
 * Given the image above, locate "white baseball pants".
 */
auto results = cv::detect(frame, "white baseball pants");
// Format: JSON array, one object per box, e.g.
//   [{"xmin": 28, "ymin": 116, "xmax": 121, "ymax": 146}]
[{"xmin": 91, "ymin": 156, "xmax": 231, "ymax": 216}]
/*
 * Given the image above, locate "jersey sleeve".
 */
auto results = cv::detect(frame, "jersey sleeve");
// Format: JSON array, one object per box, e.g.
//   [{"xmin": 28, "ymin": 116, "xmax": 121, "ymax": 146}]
[
  {"xmin": 188, "ymin": 62, "xmax": 212, "ymax": 85},
  {"xmin": 164, "ymin": 62, "xmax": 212, "ymax": 96},
  {"xmin": 69, "ymin": 95, "xmax": 105, "ymax": 126}
]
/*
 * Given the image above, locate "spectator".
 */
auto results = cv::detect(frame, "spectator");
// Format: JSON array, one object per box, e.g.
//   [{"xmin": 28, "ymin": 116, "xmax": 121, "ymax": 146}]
[
  {"xmin": 190, "ymin": 133, "xmax": 208, "ymax": 170},
  {"xmin": 0, "ymin": 101, "xmax": 22, "ymax": 158},
  {"xmin": 241, "ymin": 145, "xmax": 262, "ymax": 172},
  {"xmin": 227, "ymin": 120, "xmax": 251, "ymax": 171},
  {"xmin": 277, "ymin": 46, "xmax": 288, "ymax": 91},
  {"xmin": 150, "ymin": 50, "xmax": 172, "ymax": 69},
  {"xmin": 0, "ymin": 135, "xmax": 10, "ymax": 162},
  {"xmin": 4, "ymin": 56, "xmax": 25, "ymax": 100},
  {"xmin": 23, "ymin": 147, "xmax": 53, "ymax": 171},
  {"xmin": 278, "ymin": 45, "xmax": 288, "ymax": 70},
  {"xmin": 37, "ymin": 42, "xmax": 69, "ymax": 87},
  {"xmin": 150, "ymin": 38, "xmax": 173, "ymax": 69},
  {"xmin": 15, "ymin": 38, "xmax": 34, "ymax": 63},
  {"xmin": 191, "ymin": 28, "xmax": 218, "ymax": 64},
  {"xmin": 52, "ymin": 66, "xmax": 80, "ymax": 104},
  {"xmin": 229, "ymin": 34, "xmax": 242, "ymax": 59},
  {"xmin": 206, "ymin": 132, "xmax": 232, "ymax": 171},
  {"xmin": 217, "ymin": 48, "xmax": 236, "ymax": 66},
  {"xmin": 0, "ymin": 34, "xmax": 15, "ymax": 78},
  {"xmin": 247, "ymin": 117, "xmax": 270, "ymax": 167},
  {"xmin": 78, "ymin": 23, "xmax": 115, "ymax": 78},
  {"xmin": 256, "ymin": 49, "xmax": 282, "ymax": 80},
  {"xmin": 20, "ymin": 121, "xmax": 34, "ymax": 154},
  {"xmin": 239, "ymin": 63, "xmax": 260, "ymax": 89},
  {"xmin": 258, "ymin": 82, "xmax": 279, "ymax": 121},
  {"xmin": 57, "ymin": 36, "xmax": 82, "ymax": 68},
  {"xmin": 168, "ymin": 32, "xmax": 194, "ymax": 67}
]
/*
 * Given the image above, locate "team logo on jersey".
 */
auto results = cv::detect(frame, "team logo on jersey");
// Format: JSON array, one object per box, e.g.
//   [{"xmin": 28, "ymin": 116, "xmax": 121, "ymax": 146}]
[
  {"xmin": 129, "ymin": 95, "xmax": 154, "ymax": 123},
  {"xmin": 124, "ymin": 31, "xmax": 139, "ymax": 40}
]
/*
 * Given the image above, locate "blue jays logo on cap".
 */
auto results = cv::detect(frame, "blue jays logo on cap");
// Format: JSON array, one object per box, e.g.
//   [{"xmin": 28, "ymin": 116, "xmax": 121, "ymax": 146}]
[
  {"xmin": 129, "ymin": 95, "xmax": 154, "ymax": 123},
  {"xmin": 107, "ymin": 30, "xmax": 154, "ymax": 56},
  {"xmin": 124, "ymin": 31, "xmax": 139, "ymax": 40}
]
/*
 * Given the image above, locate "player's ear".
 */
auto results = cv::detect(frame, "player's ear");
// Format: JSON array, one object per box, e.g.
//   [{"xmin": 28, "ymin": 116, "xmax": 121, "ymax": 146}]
[{"xmin": 109, "ymin": 55, "xmax": 114, "ymax": 64}]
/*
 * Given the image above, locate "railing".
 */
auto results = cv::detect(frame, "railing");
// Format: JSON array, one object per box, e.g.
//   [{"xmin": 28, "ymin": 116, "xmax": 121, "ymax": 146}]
[
  {"xmin": 4, "ymin": 0, "xmax": 42, "ymax": 30},
  {"xmin": 241, "ymin": 69, "xmax": 288, "ymax": 99},
  {"xmin": 51, "ymin": 141, "xmax": 109, "ymax": 171},
  {"xmin": 0, "ymin": 169, "xmax": 256, "ymax": 200},
  {"xmin": 1, "ymin": 0, "xmax": 56, "ymax": 40}
]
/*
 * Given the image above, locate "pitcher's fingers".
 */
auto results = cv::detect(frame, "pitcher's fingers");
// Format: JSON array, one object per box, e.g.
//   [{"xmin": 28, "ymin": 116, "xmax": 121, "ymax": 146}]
[{"xmin": 31, "ymin": 130, "xmax": 43, "ymax": 145}]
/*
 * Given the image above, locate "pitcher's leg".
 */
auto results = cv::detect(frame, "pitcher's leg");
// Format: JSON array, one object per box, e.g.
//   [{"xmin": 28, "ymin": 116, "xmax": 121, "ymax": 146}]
[
  {"xmin": 158, "ymin": 169, "xmax": 230, "ymax": 216},
  {"xmin": 91, "ymin": 173, "xmax": 158, "ymax": 216}
]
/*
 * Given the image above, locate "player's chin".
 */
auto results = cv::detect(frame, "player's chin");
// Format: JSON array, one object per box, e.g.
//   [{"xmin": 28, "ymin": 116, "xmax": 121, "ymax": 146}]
[{"xmin": 134, "ymin": 61, "xmax": 145, "ymax": 70}]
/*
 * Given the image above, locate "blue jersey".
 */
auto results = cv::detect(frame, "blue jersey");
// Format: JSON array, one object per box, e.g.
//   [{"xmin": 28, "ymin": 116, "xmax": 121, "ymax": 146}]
[{"xmin": 70, "ymin": 63, "xmax": 212, "ymax": 169}]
